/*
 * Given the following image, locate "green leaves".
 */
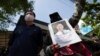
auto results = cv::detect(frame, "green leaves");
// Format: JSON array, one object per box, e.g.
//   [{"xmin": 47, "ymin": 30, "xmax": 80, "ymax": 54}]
[
  {"xmin": 0, "ymin": 0, "xmax": 34, "ymax": 30},
  {"xmin": 93, "ymin": 0, "xmax": 97, "ymax": 3},
  {"xmin": 82, "ymin": 0, "xmax": 100, "ymax": 38}
]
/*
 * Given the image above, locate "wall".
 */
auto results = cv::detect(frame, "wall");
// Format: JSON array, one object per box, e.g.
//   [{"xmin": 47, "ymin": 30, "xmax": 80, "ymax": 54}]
[{"xmin": 0, "ymin": 31, "xmax": 11, "ymax": 48}]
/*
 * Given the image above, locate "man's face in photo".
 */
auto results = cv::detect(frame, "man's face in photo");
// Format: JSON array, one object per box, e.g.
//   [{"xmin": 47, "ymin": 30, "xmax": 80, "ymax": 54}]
[{"xmin": 56, "ymin": 24, "xmax": 64, "ymax": 31}]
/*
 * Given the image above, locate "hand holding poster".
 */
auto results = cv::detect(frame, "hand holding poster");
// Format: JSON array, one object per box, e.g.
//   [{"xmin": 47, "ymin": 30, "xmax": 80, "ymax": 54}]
[{"xmin": 48, "ymin": 19, "xmax": 82, "ymax": 47}]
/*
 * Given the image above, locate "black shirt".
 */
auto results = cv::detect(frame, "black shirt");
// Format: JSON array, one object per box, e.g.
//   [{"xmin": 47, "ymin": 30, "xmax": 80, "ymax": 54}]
[{"xmin": 8, "ymin": 24, "xmax": 43, "ymax": 56}]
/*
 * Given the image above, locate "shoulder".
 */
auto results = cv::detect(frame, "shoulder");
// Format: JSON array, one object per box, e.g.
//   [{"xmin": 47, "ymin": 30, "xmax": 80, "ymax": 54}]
[
  {"xmin": 33, "ymin": 25, "xmax": 42, "ymax": 32},
  {"xmin": 35, "ymin": 25, "xmax": 42, "ymax": 30},
  {"xmin": 14, "ymin": 25, "xmax": 24, "ymax": 31}
]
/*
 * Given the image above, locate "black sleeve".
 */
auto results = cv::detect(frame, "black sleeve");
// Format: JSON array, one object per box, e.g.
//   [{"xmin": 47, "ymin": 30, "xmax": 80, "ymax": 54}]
[
  {"xmin": 39, "ymin": 28, "xmax": 43, "ymax": 47},
  {"xmin": 43, "ymin": 32, "xmax": 54, "ymax": 56},
  {"xmin": 37, "ymin": 27, "xmax": 43, "ymax": 52},
  {"xmin": 43, "ymin": 33, "xmax": 52, "ymax": 49}
]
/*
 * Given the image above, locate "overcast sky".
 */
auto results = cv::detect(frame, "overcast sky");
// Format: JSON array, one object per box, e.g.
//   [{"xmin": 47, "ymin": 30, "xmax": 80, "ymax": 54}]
[
  {"xmin": 7, "ymin": 0, "xmax": 99, "ymax": 34},
  {"xmin": 7, "ymin": 0, "xmax": 75, "ymax": 31},
  {"xmin": 34, "ymin": 0, "xmax": 74, "ymax": 23}
]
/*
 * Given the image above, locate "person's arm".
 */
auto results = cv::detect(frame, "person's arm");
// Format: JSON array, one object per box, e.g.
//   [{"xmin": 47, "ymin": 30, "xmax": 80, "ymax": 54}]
[
  {"xmin": 43, "ymin": 32, "xmax": 55, "ymax": 56},
  {"xmin": 37, "ymin": 28, "xmax": 43, "ymax": 53}
]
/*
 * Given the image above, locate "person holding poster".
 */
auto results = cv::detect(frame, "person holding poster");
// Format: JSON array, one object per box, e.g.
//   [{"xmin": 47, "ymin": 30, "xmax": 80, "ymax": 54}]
[
  {"xmin": 44, "ymin": 12, "xmax": 92, "ymax": 56},
  {"xmin": 49, "ymin": 20, "xmax": 82, "ymax": 56},
  {"xmin": 48, "ymin": 20, "xmax": 92, "ymax": 56}
]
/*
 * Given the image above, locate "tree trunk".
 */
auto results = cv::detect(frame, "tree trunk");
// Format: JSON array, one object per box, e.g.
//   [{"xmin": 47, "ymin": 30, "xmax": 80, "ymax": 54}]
[{"xmin": 69, "ymin": 0, "xmax": 86, "ymax": 28}]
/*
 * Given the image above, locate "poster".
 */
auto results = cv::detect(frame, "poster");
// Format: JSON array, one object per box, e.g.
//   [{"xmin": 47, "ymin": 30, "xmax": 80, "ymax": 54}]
[
  {"xmin": 78, "ymin": 20, "xmax": 93, "ymax": 35},
  {"xmin": 48, "ymin": 19, "xmax": 82, "ymax": 47}
]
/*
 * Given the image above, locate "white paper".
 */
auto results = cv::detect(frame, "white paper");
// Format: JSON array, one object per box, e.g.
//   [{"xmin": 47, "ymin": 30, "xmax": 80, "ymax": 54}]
[{"xmin": 48, "ymin": 19, "xmax": 82, "ymax": 47}]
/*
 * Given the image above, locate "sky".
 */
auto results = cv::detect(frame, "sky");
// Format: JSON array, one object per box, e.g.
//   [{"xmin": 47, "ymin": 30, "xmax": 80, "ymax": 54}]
[
  {"xmin": 7, "ymin": 0, "xmax": 75, "ymax": 31},
  {"xmin": 12, "ymin": 0, "xmax": 100, "ymax": 23},
  {"xmin": 34, "ymin": 0, "xmax": 74, "ymax": 23},
  {"xmin": 7, "ymin": 0, "xmax": 96, "ymax": 35},
  {"xmin": 87, "ymin": 0, "xmax": 100, "ymax": 3}
]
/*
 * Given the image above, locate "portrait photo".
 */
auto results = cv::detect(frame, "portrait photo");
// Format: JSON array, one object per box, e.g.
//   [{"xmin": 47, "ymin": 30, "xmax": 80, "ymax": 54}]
[{"xmin": 48, "ymin": 19, "xmax": 82, "ymax": 47}]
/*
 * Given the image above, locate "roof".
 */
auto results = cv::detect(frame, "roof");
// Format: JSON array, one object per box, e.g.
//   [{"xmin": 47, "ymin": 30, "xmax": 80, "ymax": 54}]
[
  {"xmin": 7, "ymin": 15, "xmax": 49, "ymax": 31},
  {"xmin": 34, "ymin": 19, "xmax": 48, "ymax": 26}
]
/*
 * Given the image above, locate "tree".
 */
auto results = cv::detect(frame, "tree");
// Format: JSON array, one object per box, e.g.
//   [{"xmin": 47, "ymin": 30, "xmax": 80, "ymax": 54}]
[
  {"xmin": 0, "ymin": 0, "xmax": 34, "ymax": 30},
  {"xmin": 70, "ymin": 0, "xmax": 100, "ymax": 39},
  {"xmin": 81, "ymin": 0, "xmax": 100, "ymax": 38},
  {"xmin": 70, "ymin": 0, "xmax": 100, "ymax": 55},
  {"xmin": 69, "ymin": 0, "xmax": 86, "ymax": 28}
]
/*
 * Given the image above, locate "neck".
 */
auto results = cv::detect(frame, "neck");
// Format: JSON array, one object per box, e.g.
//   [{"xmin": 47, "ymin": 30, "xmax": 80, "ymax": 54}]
[{"xmin": 26, "ymin": 21, "xmax": 34, "ymax": 26}]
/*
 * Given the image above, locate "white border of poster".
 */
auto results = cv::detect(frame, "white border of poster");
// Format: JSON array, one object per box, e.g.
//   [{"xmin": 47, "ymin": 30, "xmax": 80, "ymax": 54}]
[{"xmin": 48, "ymin": 19, "xmax": 82, "ymax": 47}]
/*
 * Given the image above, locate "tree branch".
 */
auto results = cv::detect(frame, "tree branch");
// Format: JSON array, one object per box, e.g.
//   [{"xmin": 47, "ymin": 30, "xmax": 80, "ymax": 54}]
[{"xmin": 69, "ymin": 0, "xmax": 86, "ymax": 28}]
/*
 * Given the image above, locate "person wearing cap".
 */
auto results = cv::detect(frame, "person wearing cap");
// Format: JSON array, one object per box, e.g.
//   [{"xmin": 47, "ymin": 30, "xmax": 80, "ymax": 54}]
[{"xmin": 7, "ymin": 10, "xmax": 43, "ymax": 56}]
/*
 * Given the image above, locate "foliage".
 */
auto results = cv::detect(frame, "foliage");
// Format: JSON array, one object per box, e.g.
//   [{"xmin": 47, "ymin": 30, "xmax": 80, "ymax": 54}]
[
  {"xmin": 82, "ymin": 0, "xmax": 100, "ymax": 38},
  {"xmin": 0, "ymin": 0, "xmax": 34, "ymax": 30}
]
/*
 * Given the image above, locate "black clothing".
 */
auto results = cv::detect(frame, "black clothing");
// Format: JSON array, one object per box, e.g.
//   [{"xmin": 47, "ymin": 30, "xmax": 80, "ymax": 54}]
[{"xmin": 8, "ymin": 24, "xmax": 43, "ymax": 56}]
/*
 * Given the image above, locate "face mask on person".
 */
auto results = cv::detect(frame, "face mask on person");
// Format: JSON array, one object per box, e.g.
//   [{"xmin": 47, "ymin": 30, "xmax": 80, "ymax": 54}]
[{"xmin": 25, "ymin": 14, "xmax": 35, "ymax": 22}]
